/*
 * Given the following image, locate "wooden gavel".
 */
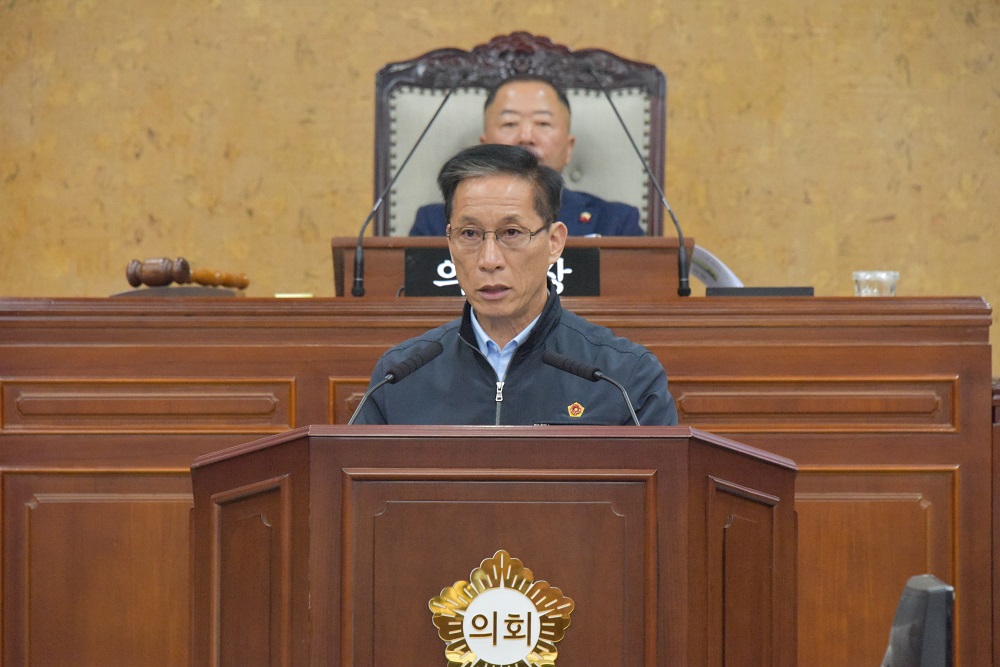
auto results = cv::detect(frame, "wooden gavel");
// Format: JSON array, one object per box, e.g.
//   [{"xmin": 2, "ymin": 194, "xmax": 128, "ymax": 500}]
[{"xmin": 126, "ymin": 258, "xmax": 250, "ymax": 290}]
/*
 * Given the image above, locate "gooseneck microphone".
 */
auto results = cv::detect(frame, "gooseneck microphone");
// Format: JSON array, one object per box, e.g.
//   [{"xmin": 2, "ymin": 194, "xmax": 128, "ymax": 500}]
[
  {"xmin": 352, "ymin": 73, "xmax": 469, "ymax": 297},
  {"xmin": 347, "ymin": 341, "xmax": 444, "ymax": 424},
  {"xmin": 541, "ymin": 350, "xmax": 641, "ymax": 426},
  {"xmin": 586, "ymin": 68, "xmax": 692, "ymax": 297}
]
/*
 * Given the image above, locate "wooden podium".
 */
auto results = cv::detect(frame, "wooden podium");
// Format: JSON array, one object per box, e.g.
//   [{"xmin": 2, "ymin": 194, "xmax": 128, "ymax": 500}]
[
  {"xmin": 190, "ymin": 425, "xmax": 797, "ymax": 666},
  {"xmin": 331, "ymin": 236, "xmax": 694, "ymax": 300}
]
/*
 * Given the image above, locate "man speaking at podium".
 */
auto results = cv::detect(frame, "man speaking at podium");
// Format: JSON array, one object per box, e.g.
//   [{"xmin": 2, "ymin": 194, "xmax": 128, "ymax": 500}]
[
  {"xmin": 408, "ymin": 75, "xmax": 644, "ymax": 237},
  {"xmin": 353, "ymin": 144, "xmax": 677, "ymax": 426}
]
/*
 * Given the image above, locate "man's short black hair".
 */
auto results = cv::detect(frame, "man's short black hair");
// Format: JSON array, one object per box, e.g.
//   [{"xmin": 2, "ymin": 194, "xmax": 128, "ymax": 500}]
[
  {"xmin": 483, "ymin": 74, "xmax": 571, "ymax": 115},
  {"xmin": 438, "ymin": 144, "xmax": 563, "ymax": 226}
]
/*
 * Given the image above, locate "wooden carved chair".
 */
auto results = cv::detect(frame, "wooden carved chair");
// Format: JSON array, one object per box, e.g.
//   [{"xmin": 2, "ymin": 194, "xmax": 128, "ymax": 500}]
[{"xmin": 373, "ymin": 32, "xmax": 667, "ymax": 236}]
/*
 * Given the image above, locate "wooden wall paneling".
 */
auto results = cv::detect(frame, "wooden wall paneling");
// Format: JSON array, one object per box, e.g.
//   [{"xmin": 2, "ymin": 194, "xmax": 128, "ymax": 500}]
[
  {"xmin": 1, "ymin": 469, "xmax": 193, "ymax": 667},
  {"xmin": 2, "ymin": 378, "xmax": 295, "ymax": 434},
  {"xmin": 793, "ymin": 465, "xmax": 957, "ymax": 666},
  {"xmin": 654, "ymin": 333, "xmax": 990, "ymax": 667},
  {"xmin": 670, "ymin": 375, "xmax": 957, "ymax": 433},
  {"xmin": 993, "ymin": 379, "xmax": 999, "ymax": 667},
  {"xmin": 329, "ymin": 377, "xmax": 371, "ymax": 425},
  {"xmin": 0, "ymin": 295, "xmax": 992, "ymax": 666}
]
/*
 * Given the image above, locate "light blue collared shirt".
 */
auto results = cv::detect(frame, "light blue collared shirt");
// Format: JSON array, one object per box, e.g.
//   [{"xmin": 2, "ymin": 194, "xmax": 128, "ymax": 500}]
[{"xmin": 470, "ymin": 311, "xmax": 541, "ymax": 381}]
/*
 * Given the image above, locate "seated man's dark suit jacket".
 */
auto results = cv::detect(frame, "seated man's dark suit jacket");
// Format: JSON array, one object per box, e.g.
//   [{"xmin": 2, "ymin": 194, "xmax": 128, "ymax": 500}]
[{"xmin": 409, "ymin": 189, "xmax": 644, "ymax": 237}]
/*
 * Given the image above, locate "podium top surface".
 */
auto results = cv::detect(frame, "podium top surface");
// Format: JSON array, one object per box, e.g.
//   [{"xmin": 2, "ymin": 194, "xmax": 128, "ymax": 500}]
[{"xmin": 190, "ymin": 424, "xmax": 798, "ymax": 472}]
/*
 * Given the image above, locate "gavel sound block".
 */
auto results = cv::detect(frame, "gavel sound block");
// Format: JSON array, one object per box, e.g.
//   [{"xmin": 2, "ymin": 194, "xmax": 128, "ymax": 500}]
[{"xmin": 126, "ymin": 258, "xmax": 249, "ymax": 290}]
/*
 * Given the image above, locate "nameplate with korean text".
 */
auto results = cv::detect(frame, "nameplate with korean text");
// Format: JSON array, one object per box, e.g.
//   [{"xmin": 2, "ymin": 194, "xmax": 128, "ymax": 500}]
[{"xmin": 404, "ymin": 248, "xmax": 599, "ymax": 297}]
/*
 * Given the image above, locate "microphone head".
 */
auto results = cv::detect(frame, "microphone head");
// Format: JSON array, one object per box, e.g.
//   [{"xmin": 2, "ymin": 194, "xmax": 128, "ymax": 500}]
[
  {"xmin": 676, "ymin": 242, "xmax": 691, "ymax": 297},
  {"xmin": 351, "ymin": 244, "xmax": 366, "ymax": 297},
  {"xmin": 386, "ymin": 341, "xmax": 444, "ymax": 384},
  {"xmin": 541, "ymin": 349, "xmax": 601, "ymax": 382}
]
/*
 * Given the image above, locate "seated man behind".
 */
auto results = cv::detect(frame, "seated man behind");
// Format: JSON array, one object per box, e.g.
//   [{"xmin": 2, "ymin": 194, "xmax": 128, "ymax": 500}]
[
  {"xmin": 355, "ymin": 144, "xmax": 676, "ymax": 426},
  {"xmin": 409, "ymin": 75, "xmax": 644, "ymax": 237}
]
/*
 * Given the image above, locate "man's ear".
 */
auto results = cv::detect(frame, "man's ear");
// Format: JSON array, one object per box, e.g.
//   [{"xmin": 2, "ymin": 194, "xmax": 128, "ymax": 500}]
[
  {"xmin": 547, "ymin": 221, "xmax": 568, "ymax": 264},
  {"xmin": 563, "ymin": 134, "xmax": 576, "ymax": 169}
]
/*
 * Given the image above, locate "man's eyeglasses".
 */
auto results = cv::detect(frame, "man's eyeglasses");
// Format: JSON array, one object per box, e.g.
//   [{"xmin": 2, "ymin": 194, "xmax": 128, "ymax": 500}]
[{"xmin": 446, "ymin": 224, "xmax": 548, "ymax": 250}]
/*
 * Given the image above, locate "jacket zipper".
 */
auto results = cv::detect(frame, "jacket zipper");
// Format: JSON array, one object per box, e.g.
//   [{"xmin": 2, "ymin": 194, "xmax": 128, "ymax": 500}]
[
  {"xmin": 495, "ymin": 381, "xmax": 504, "ymax": 425},
  {"xmin": 458, "ymin": 334, "xmax": 506, "ymax": 425}
]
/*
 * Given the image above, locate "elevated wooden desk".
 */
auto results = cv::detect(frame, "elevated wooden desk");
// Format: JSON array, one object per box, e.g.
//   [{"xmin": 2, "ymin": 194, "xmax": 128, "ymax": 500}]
[{"xmin": 0, "ymin": 295, "xmax": 992, "ymax": 666}]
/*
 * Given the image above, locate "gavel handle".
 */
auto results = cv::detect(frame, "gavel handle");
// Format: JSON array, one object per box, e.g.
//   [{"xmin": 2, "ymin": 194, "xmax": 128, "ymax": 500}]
[{"xmin": 189, "ymin": 268, "xmax": 250, "ymax": 290}]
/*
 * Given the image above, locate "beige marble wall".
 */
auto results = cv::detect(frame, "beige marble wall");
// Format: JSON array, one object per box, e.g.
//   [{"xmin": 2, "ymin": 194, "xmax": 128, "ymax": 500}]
[{"xmin": 1, "ymin": 0, "xmax": 997, "ymax": 367}]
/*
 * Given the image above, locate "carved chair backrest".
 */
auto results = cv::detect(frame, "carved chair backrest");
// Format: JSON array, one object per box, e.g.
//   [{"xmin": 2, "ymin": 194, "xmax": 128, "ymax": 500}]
[{"xmin": 373, "ymin": 32, "xmax": 667, "ymax": 236}]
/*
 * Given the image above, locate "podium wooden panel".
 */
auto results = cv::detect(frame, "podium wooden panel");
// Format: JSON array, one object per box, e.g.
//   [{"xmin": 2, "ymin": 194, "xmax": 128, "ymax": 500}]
[
  {"xmin": 994, "ymin": 379, "xmax": 1000, "ymax": 660},
  {"xmin": 190, "ymin": 425, "xmax": 797, "ymax": 666},
  {"xmin": 0, "ymin": 295, "xmax": 992, "ymax": 666},
  {"xmin": 331, "ymin": 236, "xmax": 694, "ymax": 300}
]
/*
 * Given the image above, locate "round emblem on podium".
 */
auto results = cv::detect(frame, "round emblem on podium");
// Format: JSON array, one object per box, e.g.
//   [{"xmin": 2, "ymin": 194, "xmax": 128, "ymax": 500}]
[{"xmin": 429, "ymin": 550, "xmax": 575, "ymax": 667}]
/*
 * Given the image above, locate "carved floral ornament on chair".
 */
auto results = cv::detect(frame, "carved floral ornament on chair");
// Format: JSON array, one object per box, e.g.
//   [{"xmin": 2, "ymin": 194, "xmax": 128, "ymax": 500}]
[{"xmin": 126, "ymin": 257, "xmax": 249, "ymax": 290}]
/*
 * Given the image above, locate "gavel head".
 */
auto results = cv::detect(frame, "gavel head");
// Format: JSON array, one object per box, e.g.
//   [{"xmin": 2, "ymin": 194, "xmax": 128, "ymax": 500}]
[{"xmin": 126, "ymin": 257, "xmax": 192, "ymax": 288}]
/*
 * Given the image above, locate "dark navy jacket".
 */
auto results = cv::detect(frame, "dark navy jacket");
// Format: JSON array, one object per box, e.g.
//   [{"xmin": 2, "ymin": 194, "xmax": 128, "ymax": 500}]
[
  {"xmin": 408, "ymin": 189, "xmax": 644, "ymax": 237},
  {"xmin": 353, "ymin": 287, "xmax": 677, "ymax": 426}
]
